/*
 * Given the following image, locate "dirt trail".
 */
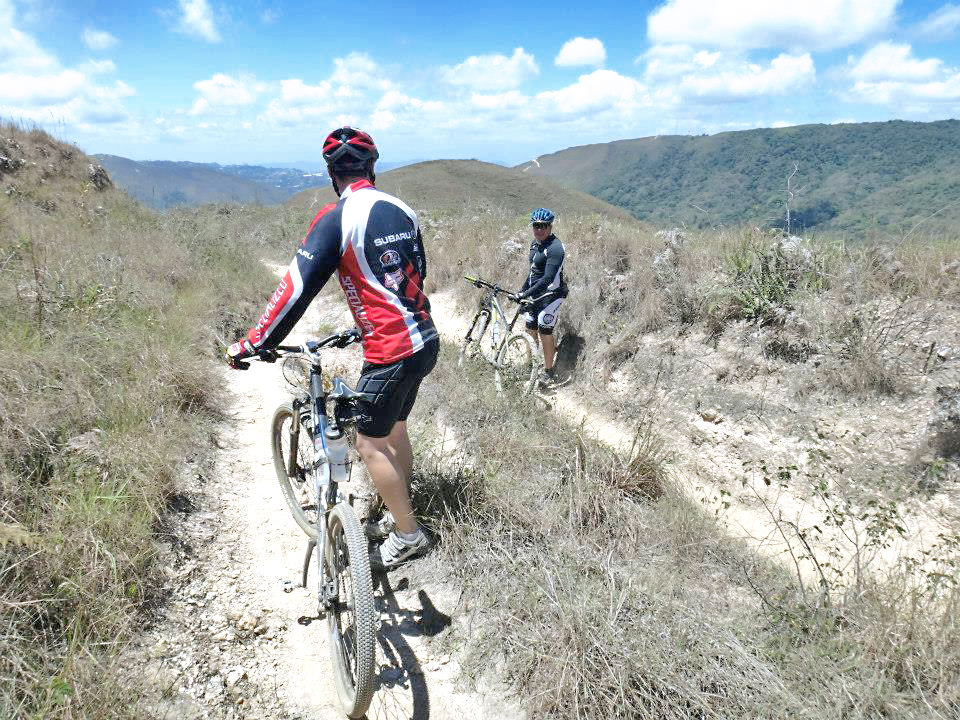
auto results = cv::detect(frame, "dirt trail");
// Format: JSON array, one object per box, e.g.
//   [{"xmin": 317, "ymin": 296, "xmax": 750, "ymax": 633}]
[
  {"xmin": 132, "ymin": 286, "xmax": 521, "ymax": 719},
  {"xmin": 428, "ymin": 290, "xmax": 953, "ymax": 583}
]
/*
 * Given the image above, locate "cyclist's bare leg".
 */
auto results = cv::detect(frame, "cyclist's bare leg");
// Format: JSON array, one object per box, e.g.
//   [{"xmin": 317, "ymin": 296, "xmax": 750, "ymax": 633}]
[
  {"xmin": 391, "ymin": 420, "xmax": 414, "ymax": 482},
  {"xmin": 541, "ymin": 332, "xmax": 556, "ymax": 371},
  {"xmin": 355, "ymin": 427, "xmax": 417, "ymax": 535},
  {"xmin": 525, "ymin": 325, "xmax": 540, "ymax": 347}
]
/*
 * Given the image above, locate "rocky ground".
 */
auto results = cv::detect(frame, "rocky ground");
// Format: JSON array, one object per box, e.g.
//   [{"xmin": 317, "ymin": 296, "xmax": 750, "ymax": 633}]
[
  {"xmin": 126, "ymin": 281, "xmax": 960, "ymax": 718},
  {"xmin": 126, "ymin": 293, "xmax": 521, "ymax": 720}
]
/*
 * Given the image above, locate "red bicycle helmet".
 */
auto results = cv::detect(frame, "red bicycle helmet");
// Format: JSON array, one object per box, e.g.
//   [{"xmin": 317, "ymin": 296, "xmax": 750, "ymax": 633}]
[{"xmin": 322, "ymin": 126, "xmax": 379, "ymax": 166}]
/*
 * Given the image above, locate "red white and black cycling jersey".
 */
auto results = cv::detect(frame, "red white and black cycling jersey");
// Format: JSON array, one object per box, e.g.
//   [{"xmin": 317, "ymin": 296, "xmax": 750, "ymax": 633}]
[{"xmin": 244, "ymin": 179, "xmax": 437, "ymax": 365}]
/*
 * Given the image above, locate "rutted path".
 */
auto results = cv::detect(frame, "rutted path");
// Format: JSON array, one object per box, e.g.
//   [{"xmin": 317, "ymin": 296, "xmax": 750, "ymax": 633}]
[
  {"xmin": 131, "ymin": 288, "xmax": 522, "ymax": 719},
  {"xmin": 427, "ymin": 290, "xmax": 953, "ymax": 584}
]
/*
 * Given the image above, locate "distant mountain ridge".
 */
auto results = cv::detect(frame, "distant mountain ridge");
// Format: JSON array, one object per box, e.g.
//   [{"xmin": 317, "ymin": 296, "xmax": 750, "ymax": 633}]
[
  {"xmin": 93, "ymin": 155, "xmax": 423, "ymax": 210},
  {"xmin": 93, "ymin": 155, "xmax": 330, "ymax": 209},
  {"xmin": 284, "ymin": 159, "xmax": 636, "ymax": 223},
  {"xmin": 516, "ymin": 120, "xmax": 960, "ymax": 237}
]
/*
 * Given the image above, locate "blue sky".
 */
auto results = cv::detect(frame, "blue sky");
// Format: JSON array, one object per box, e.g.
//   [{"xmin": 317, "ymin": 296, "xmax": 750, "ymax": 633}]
[{"xmin": 2, "ymin": 0, "xmax": 959, "ymax": 165}]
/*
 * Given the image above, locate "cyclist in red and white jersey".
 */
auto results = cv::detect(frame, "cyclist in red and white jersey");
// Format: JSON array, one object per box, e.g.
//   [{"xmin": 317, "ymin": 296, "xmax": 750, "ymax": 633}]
[{"xmin": 227, "ymin": 127, "xmax": 438, "ymax": 570}]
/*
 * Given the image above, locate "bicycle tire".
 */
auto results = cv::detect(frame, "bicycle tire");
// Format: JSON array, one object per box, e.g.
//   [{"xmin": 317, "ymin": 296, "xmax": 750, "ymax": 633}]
[
  {"xmin": 271, "ymin": 402, "xmax": 319, "ymax": 538},
  {"xmin": 495, "ymin": 332, "xmax": 538, "ymax": 396},
  {"xmin": 458, "ymin": 309, "xmax": 490, "ymax": 366},
  {"xmin": 325, "ymin": 502, "xmax": 377, "ymax": 718}
]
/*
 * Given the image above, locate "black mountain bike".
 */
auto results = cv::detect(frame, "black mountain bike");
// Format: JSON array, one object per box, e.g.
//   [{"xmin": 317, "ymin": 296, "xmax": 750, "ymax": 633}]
[{"xmin": 246, "ymin": 328, "xmax": 376, "ymax": 718}]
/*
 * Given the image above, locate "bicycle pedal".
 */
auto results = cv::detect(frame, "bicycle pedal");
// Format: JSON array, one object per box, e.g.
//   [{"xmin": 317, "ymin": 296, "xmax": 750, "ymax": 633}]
[{"xmin": 363, "ymin": 512, "xmax": 394, "ymax": 540}]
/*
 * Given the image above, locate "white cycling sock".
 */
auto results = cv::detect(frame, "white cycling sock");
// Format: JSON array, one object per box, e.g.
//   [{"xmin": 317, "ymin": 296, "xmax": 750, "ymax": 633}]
[{"xmin": 398, "ymin": 528, "xmax": 422, "ymax": 542}]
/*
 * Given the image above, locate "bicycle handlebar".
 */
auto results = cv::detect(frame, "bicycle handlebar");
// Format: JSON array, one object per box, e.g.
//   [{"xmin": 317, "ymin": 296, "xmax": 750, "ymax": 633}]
[
  {"xmin": 462, "ymin": 275, "xmax": 525, "ymax": 304},
  {"xmin": 256, "ymin": 327, "xmax": 361, "ymax": 363}
]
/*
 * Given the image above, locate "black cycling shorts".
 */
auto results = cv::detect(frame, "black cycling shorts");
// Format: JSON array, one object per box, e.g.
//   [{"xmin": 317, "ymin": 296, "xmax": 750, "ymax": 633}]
[
  {"xmin": 354, "ymin": 338, "xmax": 439, "ymax": 438},
  {"xmin": 524, "ymin": 296, "xmax": 564, "ymax": 335}
]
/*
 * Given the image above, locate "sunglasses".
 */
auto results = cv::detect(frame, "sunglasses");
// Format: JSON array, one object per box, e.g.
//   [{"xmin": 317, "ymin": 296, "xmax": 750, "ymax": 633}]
[{"xmin": 532, "ymin": 222, "xmax": 551, "ymax": 229}]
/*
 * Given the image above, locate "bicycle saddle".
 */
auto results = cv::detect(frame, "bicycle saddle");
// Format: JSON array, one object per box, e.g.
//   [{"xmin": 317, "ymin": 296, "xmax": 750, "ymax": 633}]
[{"xmin": 328, "ymin": 378, "xmax": 365, "ymax": 402}]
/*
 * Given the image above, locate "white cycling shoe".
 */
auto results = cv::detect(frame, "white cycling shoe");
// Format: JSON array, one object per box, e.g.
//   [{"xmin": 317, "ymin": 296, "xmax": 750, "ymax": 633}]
[{"xmin": 369, "ymin": 528, "xmax": 431, "ymax": 572}]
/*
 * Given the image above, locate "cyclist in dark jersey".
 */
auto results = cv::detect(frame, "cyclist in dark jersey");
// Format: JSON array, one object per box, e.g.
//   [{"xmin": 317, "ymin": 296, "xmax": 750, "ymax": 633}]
[
  {"xmin": 227, "ymin": 127, "xmax": 438, "ymax": 571},
  {"xmin": 516, "ymin": 208, "xmax": 567, "ymax": 387}
]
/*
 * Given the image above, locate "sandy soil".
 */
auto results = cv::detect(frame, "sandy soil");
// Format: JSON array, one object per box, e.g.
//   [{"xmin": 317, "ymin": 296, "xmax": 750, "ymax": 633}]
[
  {"xmin": 129, "ymin": 289, "xmax": 522, "ymax": 719},
  {"xmin": 129, "ymin": 281, "xmax": 958, "ymax": 718},
  {"xmin": 429, "ymin": 289, "xmax": 960, "ymax": 586}
]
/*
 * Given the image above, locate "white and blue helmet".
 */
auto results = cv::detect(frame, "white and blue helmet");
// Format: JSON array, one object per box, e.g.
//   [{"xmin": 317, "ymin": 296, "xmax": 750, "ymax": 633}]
[{"xmin": 530, "ymin": 208, "xmax": 555, "ymax": 224}]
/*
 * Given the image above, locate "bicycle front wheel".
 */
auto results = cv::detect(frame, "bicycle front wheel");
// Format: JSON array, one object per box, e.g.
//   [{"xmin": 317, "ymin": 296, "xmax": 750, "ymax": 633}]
[
  {"xmin": 271, "ymin": 402, "xmax": 319, "ymax": 538},
  {"xmin": 495, "ymin": 332, "xmax": 538, "ymax": 396},
  {"xmin": 458, "ymin": 309, "xmax": 490, "ymax": 367},
  {"xmin": 325, "ymin": 502, "xmax": 377, "ymax": 718}
]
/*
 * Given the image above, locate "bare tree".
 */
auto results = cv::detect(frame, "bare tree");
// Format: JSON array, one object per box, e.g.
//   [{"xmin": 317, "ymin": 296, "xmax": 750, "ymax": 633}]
[{"xmin": 785, "ymin": 162, "xmax": 804, "ymax": 235}]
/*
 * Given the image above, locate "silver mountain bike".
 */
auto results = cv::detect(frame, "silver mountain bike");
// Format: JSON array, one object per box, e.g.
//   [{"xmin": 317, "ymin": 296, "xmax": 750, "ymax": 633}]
[
  {"xmin": 458, "ymin": 275, "xmax": 538, "ymax": 395},
  {"xmin": 247, "ymin": 328, "xmax": 377, "ymax": 718}
]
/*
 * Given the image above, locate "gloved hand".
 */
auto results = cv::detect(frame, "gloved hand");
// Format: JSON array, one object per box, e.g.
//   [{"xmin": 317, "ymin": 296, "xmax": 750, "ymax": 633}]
[{"xmin": 225, "ymin": 339, "xmax": 255, "ymax": 370}]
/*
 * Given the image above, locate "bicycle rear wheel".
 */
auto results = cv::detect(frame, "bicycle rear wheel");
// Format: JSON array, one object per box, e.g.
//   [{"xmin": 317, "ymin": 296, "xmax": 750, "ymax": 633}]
[
  {"xmin": 271, "ymin": 402, "xmax": 319, "ymax": 538},
  {"xmin": 458, "ymin": 309, "xmax": 490, "ymax": 366},
  {"xmin": 325, "ymin": 502, "xmax": 377, "ymax": 718},
  {"xmin": 495, "ymin": 332, "xmax": 537, "ymax": 396}
]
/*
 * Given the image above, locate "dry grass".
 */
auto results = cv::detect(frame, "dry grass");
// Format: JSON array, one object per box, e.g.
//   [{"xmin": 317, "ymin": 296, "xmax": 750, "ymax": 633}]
[
  {"xmin": 5, "ymin": 122, "xmax": 959, "ymax": 718},
  {"xmin": 408, "ymin": 335, "xmax": 960, "ymax": 718},
  {"xmin": 403, "ymin": 201, "xmax": 960, "ymax": 718},
  {"xmin": 0, "ymin": 121, "xmax": 276, "ymax": 718}
]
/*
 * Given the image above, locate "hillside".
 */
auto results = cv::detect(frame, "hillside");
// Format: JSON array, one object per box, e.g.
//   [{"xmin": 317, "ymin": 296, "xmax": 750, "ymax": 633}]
[
  {"xmin": 7, "ymin": 122, "xmax": 960, "ymax": 719},
  {"xmin": 285, "ymin": 159, "xmax": 637, "ymax": 223},
  {"xmin": 518, "ymin": 119, "xmax": 960, "ymax": 237},
  {"xmin": 93, "ymin": 154, "xmax": 327, "ymax": 209},
  {"xmin": 0, "ymin": 122, "xmax": 278, "ymax": 717}
]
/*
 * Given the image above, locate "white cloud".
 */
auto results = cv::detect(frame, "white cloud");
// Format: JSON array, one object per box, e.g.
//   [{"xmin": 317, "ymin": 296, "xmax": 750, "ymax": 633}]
[
  {"xmin": 260, "ymin": 55, "xmax": 390, "ymax": 127},
  {"xmin": 845, "ymin": 44, "xmax": 960, "ymax": 105},
  {"xmin": 79, "ymin": 59, "xmax": 117, "ymax": 75},
  {"xmin": 847, "ymin": 75, "xmax": 960, "ymax": 104},
  {"xmin": 0, "ymin": 1, "xmax": 133, "ymax": 126},
  {"xmin": 280, "ymin": 78, "xmax": 332, "ymax": 105},
  {"xmin": 645, "ymin": 46, "xmax": 815, "ymax": 102},
  {"xmin": 442, "ymin": 48, "xmax": 538, "ymax": 91},
  {"xmin": 82, "ymin": 27, "xmax": 117, "ymax": 51},
  {"xmin": 680, "ymin": 53, "xmax": 815, "ymax": 100},
  {"xmin": 370, "ymin": 90, "xmax": 445, "ymax": 131},
  {"xmin": 0, "ymin": 69, "xmax": 88, "ymax": 104},
  {"xmin": 647, "ymin": 0, "xmax": 898, "ymax": 50},
  {"xmin": 555, "ymin": 37, "xmax": 606, "ymax": 67},
  {"xmin": 916, "ymin": 3, "xmax": 960, "ymax": 39},
  {"xmin": 260, "ymin": 98, "xmax": 329, "ymax": 126},
  {"xmin": 469, "ymin": 91, "xmax": 528, "ymax": 110},
  {"xmin": 537, "ymin": 69, "xmax": 647, "ymax": 114},
  {"xmin": 0, "ymin": 0, "xmax": 55, "ymax": 71},
  {"xmin": 0, "ymin": 69, "xmax": 134, "ymax": 123},
  {"xmin": 331, "ymin": 53, "xmax": 392, "ymax": 93},
  {"xmin": 190, "ymin": 74, "xmax": 264, "ymax": 114},
  {"xmin": 178, "ymin": 0, "xmax": 220, "ymax": 43},
  {"xmin": 849, "ymin": 43, "xmax": 941, "ymax": 82}
]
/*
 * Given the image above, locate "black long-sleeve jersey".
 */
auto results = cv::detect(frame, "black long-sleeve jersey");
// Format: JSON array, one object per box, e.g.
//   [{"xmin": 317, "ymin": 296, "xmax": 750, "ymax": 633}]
[{"xmin": 520, "ymin": 233, "xmax": 567, "ymax": 300}]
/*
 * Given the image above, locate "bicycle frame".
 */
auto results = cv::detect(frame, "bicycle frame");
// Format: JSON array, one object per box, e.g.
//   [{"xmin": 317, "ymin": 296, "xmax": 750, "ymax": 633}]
[
  {"xmin": 272, "ymin": 339, "xmax": 358, "ymax": 611},
  {"xmin": 463, "ymin": 276, "xmax": 527, "ymax": 361}
]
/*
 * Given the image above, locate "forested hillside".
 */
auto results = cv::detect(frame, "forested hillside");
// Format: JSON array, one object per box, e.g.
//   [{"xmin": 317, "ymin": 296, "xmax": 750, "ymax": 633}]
[{"xmin": 518, "ymin": 120, "xmax": 960, "ymax": 237}]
